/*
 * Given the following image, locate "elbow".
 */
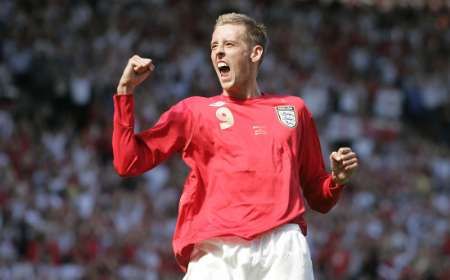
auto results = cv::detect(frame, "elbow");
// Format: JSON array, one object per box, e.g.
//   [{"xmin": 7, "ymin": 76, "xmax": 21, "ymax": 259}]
[
  {"xmin": 113, "ymin": 162, "xmax": 131, "ymax": 177},
  {"xmin": 114, "ymin": 167, "xmax": 131, "ymax": 177},
  {"xmin": 312, "ymin": 204, "xmax": 333, "ymax": 214},
  {"xmin": 113, "ymin": 154, "xmax": 155, "ymax": 177},
  {"xmin": 308, "ymin": 199, "xmax": 336, "ymax": 214},
  {"xmin": 113, "ymin": 156, "xmax": 137, "ymax": 177}
]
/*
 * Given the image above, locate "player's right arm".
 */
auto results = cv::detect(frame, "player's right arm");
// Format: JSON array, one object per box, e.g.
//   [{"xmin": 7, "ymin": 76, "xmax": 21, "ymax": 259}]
[{"xmin": 112, "ymin": 55, "xmax": 193, "ymax": 177}]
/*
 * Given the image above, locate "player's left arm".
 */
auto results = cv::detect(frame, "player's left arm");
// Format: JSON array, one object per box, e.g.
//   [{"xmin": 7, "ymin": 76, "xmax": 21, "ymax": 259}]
[{"xmin": 299, "ymin": 105, "xmax": 358, "ymax": 213}]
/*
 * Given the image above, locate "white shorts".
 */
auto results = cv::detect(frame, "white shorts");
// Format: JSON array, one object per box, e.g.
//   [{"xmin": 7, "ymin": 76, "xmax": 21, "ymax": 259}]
[{"xmin": 183, "ymin": 224, "xmax": 314, "ymax": 280}]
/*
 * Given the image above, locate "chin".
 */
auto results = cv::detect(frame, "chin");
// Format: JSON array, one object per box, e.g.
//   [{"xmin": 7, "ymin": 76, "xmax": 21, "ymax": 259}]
[{"xmin": 220, "ymin": 81, "xmax": 235, "ymax": 91}]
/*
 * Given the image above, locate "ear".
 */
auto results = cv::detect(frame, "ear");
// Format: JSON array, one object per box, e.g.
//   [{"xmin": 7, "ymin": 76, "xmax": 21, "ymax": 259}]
[{"xmin": 250, "ymin": 45, "xmax": 264, "ymax": 64}]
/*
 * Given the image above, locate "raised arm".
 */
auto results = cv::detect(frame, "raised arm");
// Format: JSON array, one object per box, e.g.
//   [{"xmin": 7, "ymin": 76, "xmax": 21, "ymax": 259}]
[{"xmin": 112, "ymin": 55, "xmax": 192, "ymax": 177}]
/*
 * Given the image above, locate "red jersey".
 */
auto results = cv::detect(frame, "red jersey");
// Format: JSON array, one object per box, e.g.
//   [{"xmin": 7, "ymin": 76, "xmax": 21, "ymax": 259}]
[{"xmin": 112, "ymin": 93, "xmax": 344, "ymax": 271}]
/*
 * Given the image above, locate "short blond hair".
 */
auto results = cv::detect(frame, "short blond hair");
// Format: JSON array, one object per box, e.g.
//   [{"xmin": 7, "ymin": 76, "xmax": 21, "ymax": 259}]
[{"xmin": 215, "ymin": 13, "xmax": 268, "ymax": 53}]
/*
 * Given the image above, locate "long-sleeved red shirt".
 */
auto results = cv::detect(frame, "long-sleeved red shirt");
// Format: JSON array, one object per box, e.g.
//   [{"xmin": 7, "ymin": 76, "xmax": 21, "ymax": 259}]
[{"xmin": 112, "ymin": 93, "xmax": 344, "ymax": 272}]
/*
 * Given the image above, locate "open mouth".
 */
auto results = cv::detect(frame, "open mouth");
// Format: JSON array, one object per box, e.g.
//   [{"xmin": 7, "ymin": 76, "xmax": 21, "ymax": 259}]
[{"xmin": 218, "ymin": 62, "xmax": 230, "ymax": 75}]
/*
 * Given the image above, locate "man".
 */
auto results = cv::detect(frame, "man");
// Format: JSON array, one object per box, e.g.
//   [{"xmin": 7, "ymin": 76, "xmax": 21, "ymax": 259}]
[{"xmin": 112, "ymin": 13, "xmax": 358, "ymax": 279}]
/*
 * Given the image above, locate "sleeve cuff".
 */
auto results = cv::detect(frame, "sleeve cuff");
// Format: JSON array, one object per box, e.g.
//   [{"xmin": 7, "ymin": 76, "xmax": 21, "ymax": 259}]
[
  {"xmin": 330, "ymin": 180, "xmax": 345, "ymax": 190},
  {"xmin": 328, "ymin": 175, "xmax": 346, "ymax": 195}
]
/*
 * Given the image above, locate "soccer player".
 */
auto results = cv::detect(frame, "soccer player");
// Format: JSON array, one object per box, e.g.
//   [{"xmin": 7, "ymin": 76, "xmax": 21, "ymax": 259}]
[{"xmin": 112, "ymin": 13, "xmax": 358, "ymax": 279}]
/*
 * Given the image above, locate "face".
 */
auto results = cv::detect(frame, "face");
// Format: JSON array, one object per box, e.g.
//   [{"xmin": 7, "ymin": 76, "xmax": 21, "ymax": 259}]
[{"xmin": 210, "ymin": 24, "xmax": 255, "ymax": 93}]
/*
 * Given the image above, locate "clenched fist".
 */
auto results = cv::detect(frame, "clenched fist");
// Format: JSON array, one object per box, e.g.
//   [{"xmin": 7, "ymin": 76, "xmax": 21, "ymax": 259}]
[
  {"xmin": 117, "ymin": 55, "xmax": 155, "ymax": 95},
  {"xmin": 330, "ymin": 147, "xmax": 358, "ymax": 185}
]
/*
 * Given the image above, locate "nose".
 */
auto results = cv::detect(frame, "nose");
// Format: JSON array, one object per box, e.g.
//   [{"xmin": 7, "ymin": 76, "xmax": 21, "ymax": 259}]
[{"xmin": 215, "ymin": 45, "xmax": 225, "ymax": 59}]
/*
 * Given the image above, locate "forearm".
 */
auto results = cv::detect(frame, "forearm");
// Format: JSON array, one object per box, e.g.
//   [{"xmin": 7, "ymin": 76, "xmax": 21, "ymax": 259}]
[
  {"xmin": 112, "ymin": 95, "xmax": 153, "ymax": 176},
  {"xmin": 302, "ymin": 173, "xmax": 345, "ymax": 213}
]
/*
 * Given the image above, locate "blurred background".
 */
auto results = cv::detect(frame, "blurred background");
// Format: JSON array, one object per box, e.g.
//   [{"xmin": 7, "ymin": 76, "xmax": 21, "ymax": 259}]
[{"xmin": 0, "ymin": 0, "xmax": 449, "ymax": 279}]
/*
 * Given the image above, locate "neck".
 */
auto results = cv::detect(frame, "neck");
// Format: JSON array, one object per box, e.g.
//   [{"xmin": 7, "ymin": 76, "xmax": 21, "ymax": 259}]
[{"xmin": 223, "ymin": 78, "xmax": 261, "ymax": 100}]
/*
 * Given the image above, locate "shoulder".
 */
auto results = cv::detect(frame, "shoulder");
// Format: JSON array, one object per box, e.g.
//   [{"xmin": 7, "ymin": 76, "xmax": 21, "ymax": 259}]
[
  {"xmin": 285, "ymin": 95, "xmax": 307, "ymax": 110},
  {"xmin": 171, "ymin": 96, "xmax": 206, "ymax": 111},
  {"xmin": 178, "ymin": 95, "xmax": 224, "ymax": 111},
  {"xmin": 179, "ymin": 95, "xmax": 215, "ymax": 106}
]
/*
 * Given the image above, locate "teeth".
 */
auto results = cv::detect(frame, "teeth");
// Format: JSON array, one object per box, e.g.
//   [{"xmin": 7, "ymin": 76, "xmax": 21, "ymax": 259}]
[{"xmin": 218, "ymin": 62, "xmax": 227, "ymax": 68}]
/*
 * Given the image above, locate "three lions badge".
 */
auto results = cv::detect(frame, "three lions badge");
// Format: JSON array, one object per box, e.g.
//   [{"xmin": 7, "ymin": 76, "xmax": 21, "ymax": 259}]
[{"xmin": 275, "ymin": 105, "xmax": 297, "ymax": 128}]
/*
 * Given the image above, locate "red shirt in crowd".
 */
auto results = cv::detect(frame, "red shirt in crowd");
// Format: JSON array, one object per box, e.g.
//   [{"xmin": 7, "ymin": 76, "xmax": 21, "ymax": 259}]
[{"xmin": 112, "ymin": 93, "xmax": 344, "ymax": 271}]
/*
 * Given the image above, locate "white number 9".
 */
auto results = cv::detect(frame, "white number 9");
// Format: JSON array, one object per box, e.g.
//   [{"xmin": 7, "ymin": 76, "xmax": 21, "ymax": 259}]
[{"xmin": 216, "ymin": 107, "xmax": 234, "ymax": 130}]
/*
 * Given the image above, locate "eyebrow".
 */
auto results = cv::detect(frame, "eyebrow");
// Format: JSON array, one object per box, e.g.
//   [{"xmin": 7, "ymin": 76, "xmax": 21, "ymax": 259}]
[{"xmin": 210, "ymin": 39, "xmax": 239, "ymax": 46}]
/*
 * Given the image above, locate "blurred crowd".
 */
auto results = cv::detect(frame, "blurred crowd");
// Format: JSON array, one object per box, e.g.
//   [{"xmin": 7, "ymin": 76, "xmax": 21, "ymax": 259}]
[{"xmin": 0, "ymin": 0, "xmax": 449, "ymax": 279}]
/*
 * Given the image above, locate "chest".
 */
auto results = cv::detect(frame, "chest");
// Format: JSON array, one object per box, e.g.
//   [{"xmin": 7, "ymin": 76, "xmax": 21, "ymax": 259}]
[{"xmin": 193, "ymin": 102, "xmax": 301, "ymax": 160}]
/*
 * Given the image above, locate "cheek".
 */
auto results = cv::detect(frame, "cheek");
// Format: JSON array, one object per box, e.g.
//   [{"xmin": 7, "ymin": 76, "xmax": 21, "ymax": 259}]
[{"xmin": 235, "ymin": 57, "xmax": 250, "ymax": 75}]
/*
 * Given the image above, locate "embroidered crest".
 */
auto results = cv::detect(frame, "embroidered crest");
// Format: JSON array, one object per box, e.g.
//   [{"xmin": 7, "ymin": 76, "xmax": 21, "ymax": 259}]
[{"xmin": 275, "ymin": 105, "xmax": 297, "ymax": 128}]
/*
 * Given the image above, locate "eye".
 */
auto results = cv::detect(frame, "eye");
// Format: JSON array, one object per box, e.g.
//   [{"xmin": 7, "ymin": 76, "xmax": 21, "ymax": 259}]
[
  {"xmin": 225, "ymin": 42, "xmax": 234, "ymax": 47},
  {"xmin": 211, "ymin": 43, "xmax": 217, "ymax": 50}
]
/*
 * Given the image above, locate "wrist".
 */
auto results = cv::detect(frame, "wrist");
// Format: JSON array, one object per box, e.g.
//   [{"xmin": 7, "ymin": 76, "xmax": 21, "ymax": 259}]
[
  {"xmin": 117, "ymin": 83, "xmax": 135, "ymax": 95},
  {"xmin": 332, "ymin": 172, "xmax": 348, "ymax": 186}
]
